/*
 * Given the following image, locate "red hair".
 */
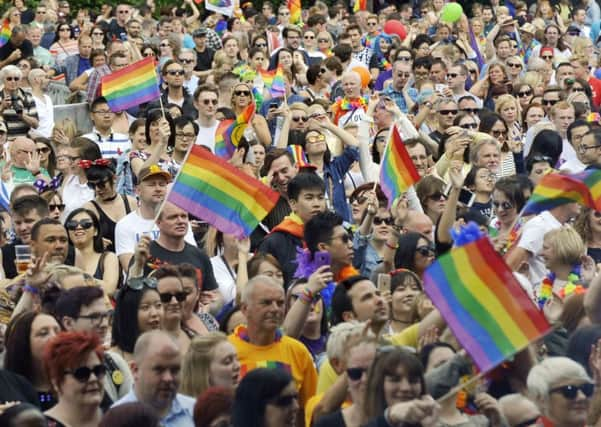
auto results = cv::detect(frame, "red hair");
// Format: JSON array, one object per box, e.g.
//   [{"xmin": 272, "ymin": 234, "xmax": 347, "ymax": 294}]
[
  {"xmin": 43, "ymin": 331, "xmax": 104, "ymax": 389},
  {"xmin": 193, "ymin": 386, "xmax": 234, "ymax": 427}
]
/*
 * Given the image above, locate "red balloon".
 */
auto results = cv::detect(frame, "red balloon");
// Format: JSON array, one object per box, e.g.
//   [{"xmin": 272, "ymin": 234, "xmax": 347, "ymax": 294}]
[{"xmin": 383, "ymin": 20, "xmax": 407, "ymax": 41}]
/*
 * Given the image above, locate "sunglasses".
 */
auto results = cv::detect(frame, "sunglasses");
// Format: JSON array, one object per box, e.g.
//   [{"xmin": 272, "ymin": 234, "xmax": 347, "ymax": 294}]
[
  {"xmin": 37, "ymin": 147, "xmax": 51, "ymax": 154},
  {"xmin": 438, "ymin": 109, "xmax": 458, "ymax": 116},
  {"xmin": 492, "ymin": 130, "xmax": 507, "ymax": 137},
  {"xmin": 507, "ymin": 62, "xmax": 522, "ymax": 68},
  {"xmin": 541, "ymin": 55, "xmax": 554, "ymax": 60},
  {"xmin": 428, "ymin": 192, "xmax": 447, "ymax": 201},
  {"xmin": 493, "ymin": 200, "xmax": 513, "ymax": 210},
  {"xmin": 167, "ymin": 70, "xmax": 185, "ymax": 76},
  {"xmin": 330, "ymin": 233, "xmax": 351, "ymax": 244},
  {"xmin": 572, "ymin": 87, "xmax": 585, "ymax": 92},
  {"xmin": 269, "ymin": 393, "xmax": 298, "ymax": 408},
  {"xmin": 317, "ymin": 38, "xmax": 329, "ymax": 43},
  {"xmin": 179, "ymin": 58, "xmax": 194, "ymax": 64},
  {"xmin": 446, "ymin": 73, "xmax": 459, "ymax": 78},
  {"xmin": 234, "ymin": 90, "xmax": 251, "ymax": 97},
  {"xmin": 306, "ymin": 135, "xmax": 326, "ymax": 144},
  {"xmin": 543, "ymin": 99, "xmax": 558, "ymax": 106},
  {"xmin": 550, "ymin": 383, "xmax": 595, "ymax": 399},
  {"xmin": 347, "ymin": 367, "xmax": 368, "ymax": 381},
  {"xmin": 66, "ymin": 219, "xmax": 94, "ymax": 230},
  {"xmin": 65, "ymin": 364, "xmax": 106, "ymax": 383},
  {"xmin": 373, "ymin": 216, "xmax": 393, "ymax": 225},
  {"xmin": 127, "ymin": 277, "xmax": 158, "ymax": 290},
  {"xmin": 397, "ymin": 56, "xmax": 412, "ymax": 62},
  {"xmin": 513, "ymin": 417, "xmax": 541, "ymax": 427},
  {"xmin": 49, "ymin": 203, "xmax": 65, "ymax": 211},
  {"xmin": 160, "ymin": 43, "xmax": 170, "ymax": 47},
  {"xmin": 416, "ymin": 245, "xmax": 435, "ymax": 257},
  {"xmin": 460, "ymin": 108, "xmax": 480, "ymax": 114},
  {"xmin": 5, "ymin": 76, "xmax": 20, "ymax": 81},
  {"xmin": 304, "ymin": 35, "xmax": 315, "ymax": 39},
  {"xmin": 87, "ymin": 178, "xmax": 111, "ymax": 190},
  {"xmin": 460, "ymin": 122, "xmax": 478, "ymax": 130},
  {"xmin": 292, "ymin": 116, "xmax": 308, "ymax": 123},
  {"xmin": 202, "ymin": 99, "xmax": 218, "ymax": 105},
  {"xmin": 159, "ymin": 291, "xmax": 187, "ymax": 303},
  {"xmin": 518, "ymin": 90, "xmax": 532, "ymax": 97},
  {"xmin": 351, "ymin": 195, "xmax": 367, "ymax": 204},
  {"xmin": 255, "ymin": 42, "xmax": 267, "ymax": 47}
]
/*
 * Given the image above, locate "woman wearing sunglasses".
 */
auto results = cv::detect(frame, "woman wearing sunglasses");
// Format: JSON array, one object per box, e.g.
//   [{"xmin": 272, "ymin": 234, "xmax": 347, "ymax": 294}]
[
  {"xmin": 574, "ymin": 207, "xmax": 601, "ymax": 264},
  {"xmin": 479, "ymin": 113, "xmax": 519, "ymax": 178},
  {"xmin": 513, "ymin": 83, "xmax": 535, "ymax": 110},
  {"xmin": 150, "ymin": 265, "xmax": 191, "ymax": 356},
  {"xmin": 393, "ymin": 232, "xmax": 435, "ymax": 279},
  {"xmin": 64, "ymin": 208, "xmax": 120, "ymax": 297},
  {"xmin": 416, "ymin": 175, "xmax": 447, "ymax": 225},
  {"xmin": 489, "ymin": 176, "xmax": 527, "ymax": 252},
  {"xmin": 229, "ymin": 82, "xmax": 271, "ymax": 147},
  {"xmin": 495, "ymin": 95, "xmax": 523, "ymax": 149},
  {"xmin": 527, "ymin": 357, "xmax": 594, "ymax": 427},
  {"xmin": 43, "ymin": 332, "xmax": 105, "ymax": 427},
  {"xmin": 34, "ymin": 137, "xmax": 56, "ymax": 177},
  {"xmin": 111, "ymin": 277, "xmax": 164, "ymax": 361}
]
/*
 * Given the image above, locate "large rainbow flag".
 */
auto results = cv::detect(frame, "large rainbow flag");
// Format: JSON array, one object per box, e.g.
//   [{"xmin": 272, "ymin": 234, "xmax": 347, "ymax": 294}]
[
  {"xmin": 522, "ymin": 168, "xmax": 601, "ymax": 215},
  {"xmin": 423, "ymin": 232, "xmax": 551, "ymax": 373},
  {"xmin": 379, "ymin": 126, "xmax": 421, "ymax": 207},
  {"xmin": 0, "ymin": 20, "xmax": 10, "ymax": 48},
  {"xmin": 166, "ymin": 145, "xmax": 279, "ymax": 238},
  {"xmin": 259, "ymin": 67, "xmax": 286, "ymax": 98},
  {"xmin": 214, "ymin": 103, "xmax": 255, "ymax": 159},
  {"xmin": 101, "ymin": 56, "xmax": 160, "ymax": 112}
]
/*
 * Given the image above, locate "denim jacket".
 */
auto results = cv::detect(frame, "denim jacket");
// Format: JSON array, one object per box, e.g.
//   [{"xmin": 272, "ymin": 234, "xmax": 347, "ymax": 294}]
[
  {"xmin": 353, "ymin": 232, "xmax": 382, "ymax": 278},
  {"xmin": 323, "ymin": 146, "xmax": 360, "ymax": 222}
]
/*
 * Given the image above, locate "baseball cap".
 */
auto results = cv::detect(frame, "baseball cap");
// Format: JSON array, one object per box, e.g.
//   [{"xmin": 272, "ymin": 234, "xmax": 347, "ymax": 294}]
[
  {"xmin": 193, "ymin": 28, "xmax": 208, "ymax": 38},
  {"xmin": 138, "ymin": 164, "xmax": 171, "ymax": 182}
]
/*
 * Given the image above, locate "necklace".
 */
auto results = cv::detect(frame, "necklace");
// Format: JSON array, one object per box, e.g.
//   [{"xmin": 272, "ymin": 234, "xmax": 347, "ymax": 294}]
[
  {"xmin": 538, "ymin": 265, "xmax": 585, "ymax": 308},
  {"xmin": 103, "ymin": 193, "xmax": 119, "ymax": 202}
]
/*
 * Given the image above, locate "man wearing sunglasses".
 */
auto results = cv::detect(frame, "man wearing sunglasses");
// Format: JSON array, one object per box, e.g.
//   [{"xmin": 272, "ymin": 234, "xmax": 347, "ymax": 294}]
[
  {"xmin": 447, "ymin": 63, "xmax": 483, "ymax": 108},
  {"xmin": 499, "ymin": 394, "xmax": 541, "ymax": 427},
  {"xmin": 146, "ymin": 61, "xmax": 197, "ymax": 119},
  {"xmin": 527, "ymin": 357, "xmax": 593, "ymax": 427},
  {"xmin": 193, "ymin": 84, "xmax": 219, "ymax": 151},
  {"xmin": 55, "ymin": 286, "xmax": 133, "ymax": 407}
]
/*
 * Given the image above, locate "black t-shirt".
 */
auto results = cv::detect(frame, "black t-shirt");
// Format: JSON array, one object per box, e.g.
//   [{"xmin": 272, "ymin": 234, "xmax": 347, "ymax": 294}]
[
  {"xmin": 194, "ymin": 47, "xmax": 215, "ymax": 71},
  {"xmin": 144, "ymin": 241, "xmax": 218, "ymax": 291},
  {"xmin": 0, "ymin": 369, "xmax": 39, "ymax": 408},
  {"xmin": 107, "ymin": 20, "xmax": 127, "ymax": 41},
  {"xmin": 0, "ymin": 40, "xmax": 34, "ymax": 64},
  {"xmin": 2, "ymin": 239, "xmax": 21, "ymax": 279}
]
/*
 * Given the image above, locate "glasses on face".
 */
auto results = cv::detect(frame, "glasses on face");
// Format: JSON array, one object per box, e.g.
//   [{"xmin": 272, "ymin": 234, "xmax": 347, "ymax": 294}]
[
  {"xmin": 306, "ymin": 134, "xmax": 326, "ymax": 143},
  {"xmin": 460, "ymin": 108, "xmax": 480, "ymax": 114},
  {"xmin": 492, "ymin": 130, "xmax": 507, "ymax": 138},
  {"xmin": 234, "ymin": 90, "xmax": 250, "ymax": 97},
  {"xmin": 78, "ymin": 310, "xmax": 113, "ymax": 326},
  {"xmin": 167, "ymin": 70, "xmax": 185, "ymax": 76},
  {"xmin": 347, "ymin": 367, "xmax": 368, "ymax": 381},
  {"xmin": 398, "ymin": 56, "xmax": 412, "ymax": 62},
  {"xmin": 507, "ymin": 62, "xmax": 522, "ymax": 68},
  {"xmin": 428, "ymin": 192, "xmax": 447, "ymax": 201},
  {"xmin": 304, "ymin": 35, "xmax": 315, "ymax": 39},
  {"xmin": 5, "ymin": 76, "xmax": 20, "ymax": 82},
  {"xmin": 518, "ymin": 89, "xmax": 532, "ymax": 97},
  {"xmin": 202, "ymin": 99, "xmax": 218, "ymax": 105},
  {"xmin": 160, "ymin": 43, "xmax": 170, "ymax": 47},
  {"xmin": 460, "ymin": 122, "xmax": 478, "ymax": 130},
  {"xmin": 572, "ymin": 87, "xmax": 585, "ymax": 92},
  {"xmin": 86, "ymin": 178, "xmax": 111, "ymax": 190},
  {"xmin": 397, "ymin": 72, "xmax": 411, "ymax": 78},
  {"xmin": 65, "ymin": 364, "xmax": 106, "ymax": 383},
  {"xmin": 36, "ymin": 146, "xmax": 51, "ymax": 154},
  {"xmin": 159, "ymin": 291, "xmax": 187, "ymax": 303},
  {"xmin": 143, "ymin": 51, "xmax": 155, "ymax": 57},
  {"xmin": 176, "ymin": 132, "xmax": 195, "ymax": 139},
  {"xmin": 350, "ymin": 195, "xmax": 367, "ymax": 204},
  {"xmin": 330, "ymin": 233, "xmax": 351, "ymax": 244},
  {"xmin": 446, "ymin": 73, "xmax": 458, "ymax": 79},
  {"xmin": 317, "ymin": 38, "xmax": 329, "ymax": 43},
  {"xmin": 550, "ymin": 383, "xmax": 595, "ymax": 399},
  {"xmin": 65, "ymin": 219, "xmax": 94, "ymax": 230},
  {"xmin": 373, "ymin": 216, "xmax": 393, "ymax": 225},
  {"xmin": 49, "ymin": 203, "xmax": 65, "ymax": 211},
  {"xmin": 255, "ymin": 42, "xmax": 267, "ymax": 48},
  {"xmin": 543, "ymin": 99, "xmax": 558, "ymax": 106},
  {"xmin": 541, "ymin": 55, "xmax": 553, "ymax": 60},
  {"xmin": 438, "ymin": 109, "xmax": 458, "ymax": 116},
  {"xmin": 118, "ymin": 9, "xmax": 129, "ymax": 14},
  {"xmin": 127, "ymin": 277, "xmax": 158, "ymax": 291},
  {"xmin": 578, "ymin": 143, "xmax": 601, "ymax": 154},
  {"xmin": 292, "ymin": 116, "xmax": 309, "ymax": 123},
  {"xmin": 493, "ymin": 200, "xmax": 513, "ymax": 210},
  {"xmin": 179, "ymin": 58, "xmax": 194, "ymax": 64},
  {"xmin": 416, "ymin": 245, "xmax": 435, "ymax": 257}
]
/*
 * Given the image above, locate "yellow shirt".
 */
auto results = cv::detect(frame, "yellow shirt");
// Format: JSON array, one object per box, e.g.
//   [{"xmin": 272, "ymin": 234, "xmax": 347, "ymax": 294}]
[{"xmin": 229, "ymin": 326, "xmax": 318, "ymax": 408}]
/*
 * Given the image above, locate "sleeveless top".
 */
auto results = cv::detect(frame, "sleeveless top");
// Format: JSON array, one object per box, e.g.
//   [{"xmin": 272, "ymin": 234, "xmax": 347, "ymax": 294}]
[{"xmin": 90, "ymin": 195, "xmax": 132, "ymax": 252}]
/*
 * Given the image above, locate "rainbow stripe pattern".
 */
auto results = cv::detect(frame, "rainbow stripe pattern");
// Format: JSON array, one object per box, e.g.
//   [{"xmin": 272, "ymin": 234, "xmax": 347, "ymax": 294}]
[
  {"xmin": 259, "ymin": 67, "xmax": 286, "ymax": 98},
  {"xmin": 353, "ymin": 0, "xmax": 367, "ymax": 12},
  {"xmin": 379, "ymin": 126, "xmax": 421, "ymax": 207},
  {"xmin": 0, "ymin": 20, "xmax": 10, "ymax": 48},
  {"xmin": 288, "ymin": 0, "xmax": 301, "ymax": 24},
  {"xmin": 167, "ymin": 145, "xmax": 279, "ymax": 238},
  {"xmin": 288, "ymin": 144, "xmax": 312, "ymax": 168},
  {"xmin": 101, "ymin": 57, "xmax": 160, "ymax": 112},
  {"xmin": 214, "ymin": 103, "xmax": 255, "ymax": 159},
  {"xmin": 523, "ymin": 168, "xmax": 601, "ymax": 215},
  {"xmin": 424, "ymin": 236, "xmax": 551, "ymax": 373}
]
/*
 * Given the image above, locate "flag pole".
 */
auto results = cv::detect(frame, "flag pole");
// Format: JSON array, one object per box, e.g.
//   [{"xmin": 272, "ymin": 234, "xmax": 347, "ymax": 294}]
[{"xmin": 158, "ymin": 94, "xmax": 167, "ymax": 120}]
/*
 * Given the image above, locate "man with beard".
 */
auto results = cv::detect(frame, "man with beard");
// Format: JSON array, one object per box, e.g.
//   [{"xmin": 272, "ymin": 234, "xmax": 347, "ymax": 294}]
[
  {"xmin": 113, "ymin": 330, "xmax": 195, "ymax": 425},
  {"xmin": 29, "ymin": 218, "xmax": 69, "ymax": 265},
  {"xmin": 147, "ymin": 60, "xmax": 197, "ymax": 118},
  {"xmin": 228, "ymin": 275, "xmax": 317, "ymax": 410}
]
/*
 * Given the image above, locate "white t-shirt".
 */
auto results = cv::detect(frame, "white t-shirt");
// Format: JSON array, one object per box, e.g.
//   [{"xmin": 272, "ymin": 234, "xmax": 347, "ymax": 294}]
[
  {"xmin": 210, "ymin": 255, "xmax": 237, "ymax": 304},
  {"xmin": 195, "ymin": 120, "xmax": 219, "ymax": 152},
  {"xmin": 517, "ymin": 210, "xmax": 562, "ymax": 286},
  {"xmin": 114, "ymin": 210, "xmax": 197, "ymax": 257},
  {"xmin": 62, "ymin": 175, "xmax": 94, "ymax": 219},
  {"xmin": 32, "ymin": 94, "xmax": 54, "ymax": 138}
]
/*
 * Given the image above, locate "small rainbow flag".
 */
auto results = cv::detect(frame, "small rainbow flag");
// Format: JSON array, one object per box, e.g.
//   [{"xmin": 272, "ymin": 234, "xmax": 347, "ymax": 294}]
[
  {"xmin": 167, "ymin": 145, "xmax": 279, "ymax": 238},
  {"xmin": 379, "ymin": 126, "xmax": 421, "ymax": 208},
  {"xmin": 522, "ymin": 168, "xmax": 601, "ymax": 215},
  {"xmin": 101, "ymin": 56, "xmax": 160, "ymax": 112},
  {"xmin": 0, "ymin": 20, "xmax": 10, "ymax": 48},
  {"xmin": 353, "ymin": 0, "xmax": 367, "ymax": 12},
  {"xmin": 424, "ymin": 231, "xmax": 551, "ymax": 373},
  {"xmin": 259, "ymin": 67, "xmax": 286, "ymax": 98},
  {"xmin": 214, "ymin": 103, "xmax": 255, "ymax": 159},
  {"xmin": 288, "ymin": 0, "xmax": 301, "ymax": 24},
  {"xmin": 288, "ymin": 144, "xmax": 313, "ymax": 169}
]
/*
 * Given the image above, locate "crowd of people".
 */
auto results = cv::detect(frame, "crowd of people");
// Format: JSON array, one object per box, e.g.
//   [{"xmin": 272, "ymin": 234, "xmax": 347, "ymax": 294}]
[{"xmin": 0, "ymin": 0, "xmax": 600, "ymax": 426}]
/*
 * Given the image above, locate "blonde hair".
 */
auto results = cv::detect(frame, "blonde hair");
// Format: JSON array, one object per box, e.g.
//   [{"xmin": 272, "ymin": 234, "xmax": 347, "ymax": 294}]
[
  {"xmin": 543, "ymin": 225, "xmax": 585, "ymax": 267},
  {"xmin": 180, "ymin": 332, "xmax": 229, "ymax": 397},
  {"xmin": 53, "ymin": 118, "xmax": 77, "ymax": 143},
  {"xmin": 495, "ymin": 94, "xmax": 520, "ymax": 118},
  {"xmin": 571, "ymin": 37, "xmax": 594, "ymax": 58}
]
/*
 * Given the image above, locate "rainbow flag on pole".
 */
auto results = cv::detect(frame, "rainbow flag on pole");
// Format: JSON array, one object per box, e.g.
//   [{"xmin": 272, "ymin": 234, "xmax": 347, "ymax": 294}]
[
  {"xmin": 379, "ymin": 126, "xmax": 421, "ymax": 207},
  {"xmin": 288, "ymin": 0, "xmax": 301, "ymax": 24},
  {"xmin": 259, "ymin": 67, "xmax": 286, "ymax": 98},
  {"xmin": 214, "ymin": 103, "xmax": 255, "ymax": 159},
  {"xmin": 353, "ymin": 0, "xmax": 367, "ymax": 12},
  {"xmin": 101, "ymin": 56, "xmax": 160, "ymax": 112},
  {"xmin": 167, "ymin": 145, "xmax": 279, "ymax": 238},
  {"xmin": 0, "ymin": 20, "xmax": 10, "ymax": 48},
  {"xmin": 424, "ymin": 232, "xmax": 551, "ymax": 373},
  {"xmin": 522, "ymin": 168, "xmax": 601, "ymax": 215}
]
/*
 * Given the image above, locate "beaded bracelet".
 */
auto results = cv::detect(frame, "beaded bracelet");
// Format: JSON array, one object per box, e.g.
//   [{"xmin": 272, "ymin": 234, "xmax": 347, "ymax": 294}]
[{"xmin": 23, "ymin": 284, "xmax": 39, "ymax": 295}]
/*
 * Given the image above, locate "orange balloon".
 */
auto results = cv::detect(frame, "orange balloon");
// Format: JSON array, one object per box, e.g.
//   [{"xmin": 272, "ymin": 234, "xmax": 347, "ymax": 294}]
[{"xmin": 351, "ymin": 66, "xmax": 371, "ymax": 88}]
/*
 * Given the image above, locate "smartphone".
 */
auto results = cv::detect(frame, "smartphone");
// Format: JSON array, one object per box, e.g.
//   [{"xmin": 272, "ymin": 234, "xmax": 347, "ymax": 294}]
[
  {"xmin": 435, "ymin": 84, "xmax": 446, "ymax": 94},
  {"xmin": 314, "ymin": 251, "xmax": 331, "ymax": 269},
  {"xmin": 269, "ymin": 102, "xmax": 278, "ymax": 110},
  {"xmin": 444, "ymin": 184, "xmax": 476, "ymax": 207},
  {"xmin": 377, "ymin": 274, "xmax": 391, "ymax": 293}
]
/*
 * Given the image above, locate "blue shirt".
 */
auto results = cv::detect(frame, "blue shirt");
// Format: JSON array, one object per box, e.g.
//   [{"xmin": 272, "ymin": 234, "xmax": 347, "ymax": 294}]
[
  {"xmin": 381, "ymin": 86, "xmax": 409, "ymax": 113},
  {"xmin": 323, "ymin": 146, "xmax": 360, "ymax": 222},
  {"xmin": 113, "ymin": 389, "xmax": 195, "ymax": 427},
  {"xmin": 78, "ymin": 56, "xmax": 91, "ymax": 77}
]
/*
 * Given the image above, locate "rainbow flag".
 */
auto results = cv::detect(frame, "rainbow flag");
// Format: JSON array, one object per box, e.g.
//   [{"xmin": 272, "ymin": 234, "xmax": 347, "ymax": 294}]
[
  {"xmin": 424, "ymin": 234, "xmax": 551, "ymax": 373},
  {"xmin": 259, "ymin": 67, "xmax": 286, "ymax": 98},
  {"xmin": 101, "ymin": 56, "xmax": 160, "ymax": 112},
  {"xmin": 379, "ymin": 126, "xmax": 421, "ymax": 208},
  {"xmin": 353, "ymin": 0, "xmax": 367, "ymax": 12},
  {"xmin": 214, "ymin": 103, "xmax": 255, "ymax": 159},
  {"xmin": 288, "ymin": 0, "xmax": 301, "ymax": 24},
  {"xmin": 167, "ymin": 145, "xmax": 279, "ymax": 238},
  {"xmin": 0, "ymin": 20, "xmax": 10, "ymax": 48},
  {"xmin": 522, "ymin": 168, "xmax": 601, "ymax": 215},
  {"xmin": 288, "ymin": 144, "xmax": 312, "ymax": 169}
]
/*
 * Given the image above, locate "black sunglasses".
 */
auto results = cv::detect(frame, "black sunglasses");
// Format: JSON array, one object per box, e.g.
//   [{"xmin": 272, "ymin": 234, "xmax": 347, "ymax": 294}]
[
  {"xmin": 126, "ymin": 277, "xmax": 158, "ymax": 290},
  {"xmin": 329, "ymin": 233, "xmax": 351, "ymax": 244},
  {"xmin": 518, "ymin": 90, "xmax": 532, "ymax": 97},
  {"xmin": 234, "ymin": 90, "xmax": 251, "ymax": 96},
  {"xmin": 167, "ymin": 70, "xmax": 185, "ymax": 76},
  {"xmin": 350, "ymin": 195, "xmax": 367, "ymax": 204},
  {"xmin": 49, "ymin": 203, "xmax": 65, "ymax": 211},
  {"xmin": 493, "ymin": 200, "xmax": 513, "ymax": 210},
  {"xmin": 543, "ymin": 99, "xmax": 558, "ymax": 106},
  {"xmin": 65, "ymin": 219, "xmax": 94, "ymax": 230},
  {"xmin": 347, "ymin": 367, "xmax": 368, "ymax": 381},
  {"xmin": 87, "ymin": 178, "xmax": 111, "ymax": 190},
  {"xmin": 460, "ymin": 108, "xmax": 480, "ymax": 114},
  {"xmin": 416, "ymin": 245, "xmax": 435, "ymax": 257},
  {"xmin": 428, "ymin": 191, "xmax": 447, "ymax": 201},
  {"xmin": 292, "ymin": 116, "xmax": 308, "ymax": 122},
  {"xmin": 373, "ymin": 216, "xmax": 393, "ymax": 225},
  {"xmin": 438, "ymin": 109, "xmax": 458, "ymax": 115},
  {"xmin": 550, "ymin": 383, "xmax": 595, "ymax": 399},
  {"xmin": 460, "ymin": 122, "xmax": 478, "ymax": 130},
  {"xmin": 159, "ymin": 291, "xmax": 187, "ymax": 303},
  {"xmin": 65, "ymin": 364, "xmax": 106, "ymax": 383}
]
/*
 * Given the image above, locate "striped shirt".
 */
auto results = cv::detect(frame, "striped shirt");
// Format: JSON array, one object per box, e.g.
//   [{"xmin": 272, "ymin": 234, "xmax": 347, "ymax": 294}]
[
  {"xmin": 82, "ymin": 128, "xmax": 131, "ymax": 159},
  {"xmin": 0, "ymin": 89, "xmax": 38, "ymax": 138}
]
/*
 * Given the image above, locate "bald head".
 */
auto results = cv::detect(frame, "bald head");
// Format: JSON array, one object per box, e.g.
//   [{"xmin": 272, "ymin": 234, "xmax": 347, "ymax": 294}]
[
  {"xmin": 241, "ymin": 275, "xmax": 284, "ymax": 304},
  {"xmin": 499, "ymin": 394, "xmax": 541, "ymax": 427},
  {"xmin": 134, "ymin": 330, "xmax": 179, "ymax": 363},
  {"xmin": 403, "ymin": 211, "xmax": 434, "ymax": 240}
]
